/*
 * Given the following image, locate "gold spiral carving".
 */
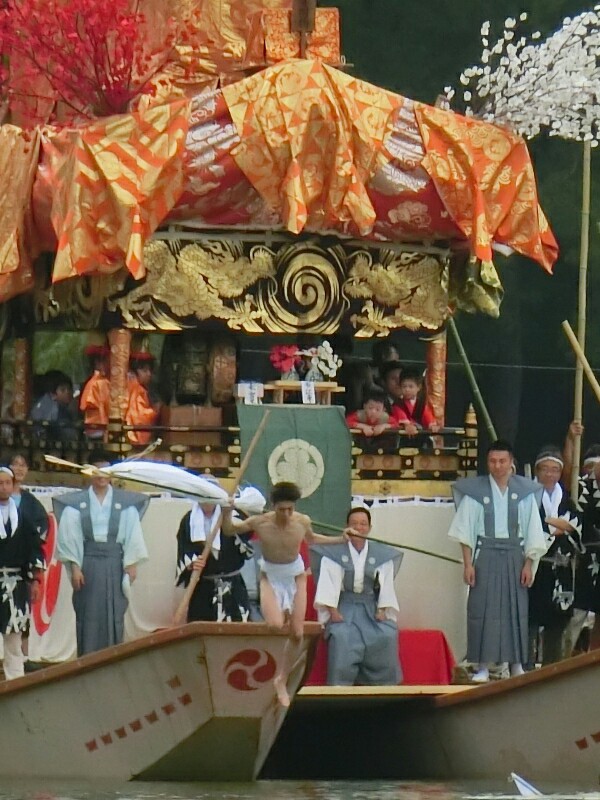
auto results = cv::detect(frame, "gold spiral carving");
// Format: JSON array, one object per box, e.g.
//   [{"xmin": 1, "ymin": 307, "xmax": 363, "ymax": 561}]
[{"xmin": 256, "ymin": 250, "xmax": 348, "ymax": 334}]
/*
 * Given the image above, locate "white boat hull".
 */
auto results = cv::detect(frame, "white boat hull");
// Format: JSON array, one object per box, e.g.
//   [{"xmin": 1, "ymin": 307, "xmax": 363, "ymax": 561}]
[
  {"xmin": 398, "ymin": 650, "xmax": 600, "ymax": 783},
  {"xmin": 0, "ymin": 622, "xmax": 320, "ymax": 781}
]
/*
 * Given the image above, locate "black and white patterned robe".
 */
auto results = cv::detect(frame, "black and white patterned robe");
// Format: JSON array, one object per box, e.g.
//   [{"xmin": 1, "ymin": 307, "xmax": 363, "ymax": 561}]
[
  {"xmin": 574, "ymin": 474, "xmax": 600, "ymax": 613},
  {"xmin": 176, "ymin": 511, "xmax": 252, "ymax": 622},
  {"xmin": 529, "ymin": 492, "xmax": 582, "ymax": 627},
  {"xmin": 0, "ymin": 506, "xmax": 45, "ymax": 634}
]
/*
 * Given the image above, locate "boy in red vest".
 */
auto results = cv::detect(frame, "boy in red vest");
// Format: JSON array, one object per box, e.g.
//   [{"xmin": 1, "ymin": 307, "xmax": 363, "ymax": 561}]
[{"xmin": 391, "ymin": 368, "xmax": 440, "ymax": 435}]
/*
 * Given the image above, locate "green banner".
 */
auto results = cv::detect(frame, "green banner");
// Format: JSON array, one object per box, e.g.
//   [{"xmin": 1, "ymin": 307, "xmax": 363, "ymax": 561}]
[{"xmin": 237, "ymin": 405, "xmax": 351, "ymax": 527}]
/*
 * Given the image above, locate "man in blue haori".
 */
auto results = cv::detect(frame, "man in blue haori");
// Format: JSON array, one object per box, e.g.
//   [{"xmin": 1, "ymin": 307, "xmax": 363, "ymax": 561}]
[
  {"xmin": 55, "ymin": 454, "xmax": 149, "ymax": 656},
  {"xmin": 312, "ymin": 506, "xmax": 403, "ymax": 685},
  {"xmin": 449, "ymin": 440, "xmax": 548, "ymax": 683}
]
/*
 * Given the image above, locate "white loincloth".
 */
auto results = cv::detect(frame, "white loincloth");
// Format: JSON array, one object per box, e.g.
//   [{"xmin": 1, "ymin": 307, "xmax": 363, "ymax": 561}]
[{"xmin": 259, "ymin": 555, "xmax": 305, "ymax": 613}]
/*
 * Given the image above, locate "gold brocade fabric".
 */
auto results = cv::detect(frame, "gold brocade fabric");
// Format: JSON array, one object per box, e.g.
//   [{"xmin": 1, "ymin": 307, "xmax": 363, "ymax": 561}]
[
  {"xmin": 264, "ymin": 8, "xmax": 341, "ymax": 63},
  {"xmin": 156, "ymin": 0, "xmax": 292, "ymax": 84},
  {"xmin": 0, "ymin": 126, "xmax": 41, "ymax": 302},
  {"xmin": 449, "ymin": 256, "xmax": 505, "ymax": 318},
  {"xmin": 222, "ymin": 60, "xmax": 402, "ymax": 235},
  {"xmin": 42, "ymin": 99, "xmax": 190, "ymax": 282},
  {"xmin": 413, "ymin": 103, "xmax": 558, "ymax": 272}
]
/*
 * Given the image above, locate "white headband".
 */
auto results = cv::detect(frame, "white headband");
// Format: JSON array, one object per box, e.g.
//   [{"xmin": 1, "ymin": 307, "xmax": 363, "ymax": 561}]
[
  {"xmin": 0, "ymin": 467, "xmax": 14, "ymax": 477},
  {"xmin": 534, "ymin": 455, "xmax": 564, "ymax": 468},
  {"xmin": 584, "ymin": 456, "xmax": 600, "ymax": 465}
]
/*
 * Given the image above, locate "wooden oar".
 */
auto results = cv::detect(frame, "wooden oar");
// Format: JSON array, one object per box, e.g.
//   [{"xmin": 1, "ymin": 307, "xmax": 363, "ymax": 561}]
[
  {"xmin": 562, "ymin": 320, "xmax": 600, "ymax": 405},
  {"xmin": 44, "ymin": 454, "xmax": 226, "ymax": 503},
  {"xmin": 172, "ymin": 410, "xmax": 271, "ymax": 626},
  {"xmin": 312, "ymin": 518, "xmax": 462, "ymax": 565}
]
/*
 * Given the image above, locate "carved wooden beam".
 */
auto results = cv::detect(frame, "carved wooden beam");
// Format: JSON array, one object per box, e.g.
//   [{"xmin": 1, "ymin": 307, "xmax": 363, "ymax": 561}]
[{"xmin": 425, "ymin": 331, "xmax": 446, "ymax": 427}]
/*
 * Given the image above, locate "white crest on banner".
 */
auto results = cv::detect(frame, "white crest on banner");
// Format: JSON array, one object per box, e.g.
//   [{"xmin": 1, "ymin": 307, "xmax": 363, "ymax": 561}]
[{"xmin": 268, "ymin": 439, "xmax": 325, "ymax": 498}]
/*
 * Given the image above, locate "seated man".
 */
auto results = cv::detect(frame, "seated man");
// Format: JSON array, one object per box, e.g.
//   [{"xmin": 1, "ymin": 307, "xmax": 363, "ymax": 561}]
[
  {"xmin": 345, "ymin": 386, "xmax": 398, "ymax": 437},
  {"xmin": 126, "ymin": 352, "xmax": 161, "ymax": 445},
  {"xmin": 30, "ymin": 371, "xmax": 78, "ymax": 442},
  {"xmin": 80, "ymin": 344, "xmax": 110, "ymax": 439},
  {"xmin": 391, "ymin": 368, "xmax": 440, "ymax": 435},
  {"xmin": 312, "ymin": 506, "xmax": 403, "ymax": 685}
]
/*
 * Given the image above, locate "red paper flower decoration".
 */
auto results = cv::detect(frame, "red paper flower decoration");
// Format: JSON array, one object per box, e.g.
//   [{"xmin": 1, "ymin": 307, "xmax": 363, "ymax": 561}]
[{"xmin": 269, "ymin": 345, "xmax": 301, "ymax": 373}]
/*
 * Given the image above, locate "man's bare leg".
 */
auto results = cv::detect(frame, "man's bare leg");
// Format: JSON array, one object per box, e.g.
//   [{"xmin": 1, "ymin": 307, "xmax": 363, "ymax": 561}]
[
  {"xmin": 260, "ymin": 576, "xmax": 285, "ymax": 629},
  {"xmin": 273, "ymin": 573, "xmax": 307, "ymax": 708}
]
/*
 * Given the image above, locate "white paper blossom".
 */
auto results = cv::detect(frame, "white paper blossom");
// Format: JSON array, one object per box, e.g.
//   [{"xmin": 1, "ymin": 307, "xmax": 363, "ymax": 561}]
[
  {"xmin": 445, "ymin": 7, "xmax": 600, "ymax": 145},
  {"xmin": 300, "ymin": 341, "xmax": 343, "ymax": 379}
]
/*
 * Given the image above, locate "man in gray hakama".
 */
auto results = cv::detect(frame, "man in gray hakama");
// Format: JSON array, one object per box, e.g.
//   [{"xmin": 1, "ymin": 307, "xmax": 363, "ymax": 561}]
[
  {"xmin": 312, "ymin": 507, "xmax": 403, "ymax": 685},
  {"xmin": 449, "ymin": 440, "xmax": 548, "ymax": 682},
  {"xmin": 55, "ymin": 459, "xmax": 149, "ymax": 656}
]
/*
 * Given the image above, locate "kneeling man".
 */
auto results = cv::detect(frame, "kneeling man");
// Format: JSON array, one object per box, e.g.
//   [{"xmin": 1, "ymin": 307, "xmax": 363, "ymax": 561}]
[{"xmin": 312, "ymin": 506, "xmax": 403, "ymax": 685}]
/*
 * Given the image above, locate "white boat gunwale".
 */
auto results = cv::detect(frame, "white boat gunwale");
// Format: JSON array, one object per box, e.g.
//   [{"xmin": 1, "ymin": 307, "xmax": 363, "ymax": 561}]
[
  {"xmin": 0, "ymin": 620, "xmax": 323, "ymax": 698},
  {"xmin": 434, "ymin": 647, "xmax": 600, "ymax": 708}
]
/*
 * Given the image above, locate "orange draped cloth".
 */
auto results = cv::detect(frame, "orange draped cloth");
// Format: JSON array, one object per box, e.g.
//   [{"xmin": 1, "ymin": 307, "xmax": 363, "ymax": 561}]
[
  {"xmin": 125, "ymin": 376, "xmax": 159, "ymax": 445},
  {"xmin": 413, "ymin": 102, "xmax": 558, "ymax": 272},
  {"xmin": 222, "ymin": 60, "xmax": 402, "ymax": 236},
  {"xmin": 79, "ymin": 372, "xmax": 110, "ymax": 435},
  {"xmin": 0, "ymin": 126, "xmax": 41, "ymax": 303},
  {"xmin": 41, "ymin": 98, "xmax": 190, "ymax": 283}
]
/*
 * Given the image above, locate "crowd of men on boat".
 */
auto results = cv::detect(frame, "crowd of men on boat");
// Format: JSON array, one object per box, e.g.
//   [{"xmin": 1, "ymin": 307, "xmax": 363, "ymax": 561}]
[
  {"xmin": 0, "ymin": 415, "xmax": 599, "ymax": 693},
  {"xmin": 2, "ymin": 335, "xmax": 599, "ymax": 692}
]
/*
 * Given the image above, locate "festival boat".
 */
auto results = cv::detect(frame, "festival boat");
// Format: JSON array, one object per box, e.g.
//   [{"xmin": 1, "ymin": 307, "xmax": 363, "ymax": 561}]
[
  {"xmin": 263, "ymin": 650, "xmax": 600, "ymax": 785},
  {"xmin": 0, "ymin": 621, "xmax": 320, "ymax": 781},
  {"xmin": 0, "ymin": 0, "xmax": 576, "ymax": 786}
]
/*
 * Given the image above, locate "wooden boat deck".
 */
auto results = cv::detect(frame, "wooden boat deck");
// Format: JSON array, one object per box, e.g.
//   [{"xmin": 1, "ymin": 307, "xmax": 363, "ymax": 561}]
[{"xmin": 298, "ymin": 684, "xmax": 472, "ymax": 698}]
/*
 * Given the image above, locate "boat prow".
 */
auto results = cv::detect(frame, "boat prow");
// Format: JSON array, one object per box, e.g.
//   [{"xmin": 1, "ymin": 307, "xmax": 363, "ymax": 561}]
[{"xmin": 0, "ymin": 621, "xmax": 321, "ymax": 781}]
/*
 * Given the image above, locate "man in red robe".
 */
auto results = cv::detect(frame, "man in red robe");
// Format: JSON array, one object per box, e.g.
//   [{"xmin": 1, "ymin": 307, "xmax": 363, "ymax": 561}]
[
  {"xmin": 126, "ymin": 352, "xmax": 161, "ymax": 445},
  {"xmin": 80, "ymin": 344, "xmax": 110, "ymax": 439}
]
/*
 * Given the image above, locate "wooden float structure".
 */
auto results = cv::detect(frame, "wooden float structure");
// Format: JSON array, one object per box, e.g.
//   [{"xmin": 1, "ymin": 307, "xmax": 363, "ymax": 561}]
[{"xmin": 0, "ymin": 621, "xmax": 320, "ymax": 781}]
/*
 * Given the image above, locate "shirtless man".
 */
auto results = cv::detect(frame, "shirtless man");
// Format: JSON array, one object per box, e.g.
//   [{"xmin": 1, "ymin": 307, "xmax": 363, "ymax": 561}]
[{"xmin": 221, "ymin": 481, "xmax": 346, "ymax": 706}]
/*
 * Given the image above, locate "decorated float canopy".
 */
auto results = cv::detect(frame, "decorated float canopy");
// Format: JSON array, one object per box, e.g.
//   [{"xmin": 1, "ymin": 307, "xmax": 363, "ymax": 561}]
[{"xmin": 0, "ymin": 1, "xmax": 558, "ymax": 337}]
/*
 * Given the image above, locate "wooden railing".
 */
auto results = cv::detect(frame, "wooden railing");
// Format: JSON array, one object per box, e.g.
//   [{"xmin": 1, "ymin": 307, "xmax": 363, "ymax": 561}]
[{"xmin": 0, "ymin": 407, "xmax": 478, "ymax": 496}]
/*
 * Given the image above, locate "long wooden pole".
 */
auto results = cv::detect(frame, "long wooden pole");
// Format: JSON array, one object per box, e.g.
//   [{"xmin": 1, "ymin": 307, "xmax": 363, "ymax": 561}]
[
  {"xmin": 562, "ymin": 321, "xmax": 600, "ymax": 405},
  {"xmin": 448, "ymin": 317, "xmax": 497, "ymax": 440},
  {"xmin": 172, "ymin": 410, "xmax": 271, "ymax": 625},
  {"xmin": 571, "ymin": 141, "xmax": 592, "ymax": 498},
  {"xmin": 312, "ymin": 519, "xmax": 462, "ymax": 565}
]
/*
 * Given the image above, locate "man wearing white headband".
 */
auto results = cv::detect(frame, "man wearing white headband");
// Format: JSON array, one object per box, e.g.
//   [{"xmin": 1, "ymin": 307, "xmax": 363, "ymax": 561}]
[
  {"xmin": 54, "ymin": 454, "xmax": 149, "ymax": 656},
  {"xmin": 0, "ymin": 466, "xmax": 45, "ymax": 679},
  {"xmin": 529, "ymin": 448, "xmax": 582, "ymax": 666}
]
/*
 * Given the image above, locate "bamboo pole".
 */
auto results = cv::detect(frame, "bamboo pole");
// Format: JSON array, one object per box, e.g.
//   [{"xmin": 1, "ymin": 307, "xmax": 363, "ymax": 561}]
[
  {"xmin": 312, "ymin": 519, "xmax": 462, "ymax": 565},
  {"xmin": 448, "ymin": 317, "xmax": 497, "ymax": 441},
  {"xmin": 172, "ymin": 410, "xmax": 271, "ymax": 625},
  {"xmin": 570, "ymin": 141, "xmax": 592, "ymax": 498},
  {"xmin": 562, "ymin": 321, "xmax": 600, "ymax": 405}
]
